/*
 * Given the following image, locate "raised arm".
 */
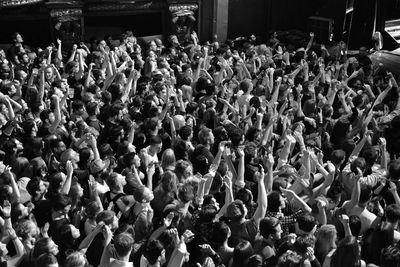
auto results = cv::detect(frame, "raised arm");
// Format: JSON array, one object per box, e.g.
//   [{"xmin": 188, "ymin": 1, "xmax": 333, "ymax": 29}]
[
  {"xmin": 61, "ymin": 161, "xmax": 73, "ymax": 194},
  {"xmin": 48, "ymin": 95, "xmax": 61, "ymax": 134},
  {"xmin": 252, "ymin": 166, "xmax": 267, "ymax": 223},
  {"xmin": 280, "ymin": 187, "xmax": 312, "ymax": 213},
  {"xmin": 343, "ymin": 169, "xmax": 362, "ymax": 214}
]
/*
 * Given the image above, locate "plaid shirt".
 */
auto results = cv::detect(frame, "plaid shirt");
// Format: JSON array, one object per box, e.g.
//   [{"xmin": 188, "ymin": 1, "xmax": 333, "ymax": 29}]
[{"xmin": 265, "ymin": 210, "xmax": 305, "ymax": 236}]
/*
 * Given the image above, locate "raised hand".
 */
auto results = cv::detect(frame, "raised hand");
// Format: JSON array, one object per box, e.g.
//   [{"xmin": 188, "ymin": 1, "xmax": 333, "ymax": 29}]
[
  {"xmin": 163, "ymin": 212, "xmax": 174, "ymax": 228},
  {"xmin": 182, "ymin": 230, "xmax": 195, "ymax": 243},
  {"xmin": 0, "ymin": 200, "xmax": 11, "ymax": 218}
]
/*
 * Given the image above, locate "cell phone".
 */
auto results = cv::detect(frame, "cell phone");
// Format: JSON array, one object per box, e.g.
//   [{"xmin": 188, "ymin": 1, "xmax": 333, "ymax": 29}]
[{"xmin": 352, "ymin": 135, "xmax": 360, "ymax": 143}]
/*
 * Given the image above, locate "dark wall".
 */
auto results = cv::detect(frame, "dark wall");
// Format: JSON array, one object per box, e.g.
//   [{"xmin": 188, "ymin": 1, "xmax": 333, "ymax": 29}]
[{"xmin": 227, "ymin": 0, "xmax": 323, "ymax": 41}]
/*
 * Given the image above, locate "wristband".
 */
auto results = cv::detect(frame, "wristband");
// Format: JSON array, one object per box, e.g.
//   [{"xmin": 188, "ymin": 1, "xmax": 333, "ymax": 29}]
[{"xmin": 4, "ymin": 216, "xmax": 10, "ymax": 219}]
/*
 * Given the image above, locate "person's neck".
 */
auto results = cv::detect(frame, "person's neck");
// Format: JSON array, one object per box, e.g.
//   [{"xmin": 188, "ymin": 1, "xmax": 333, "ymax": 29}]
[
  {"xmin": 150, "ymin": 129, "xmax": 158, "ymax": 136},
  {"xmin": 112, "ymin": 188, "xmax": 124, "ymax": 194},
  {"xmin": 117, "ymin": 252, "xmax": 131, "ymax": 263}
]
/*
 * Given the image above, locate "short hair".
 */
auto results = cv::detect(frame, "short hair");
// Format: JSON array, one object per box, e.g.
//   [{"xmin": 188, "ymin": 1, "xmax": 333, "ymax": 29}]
[
  {"xmin": 293, "ymin": 235, "xmax": 316, "ymax": 254},
  {"xmin": 52, "ymin": 193, "xmax": 72, "ymax": 211},
  {"xmin": 198, "ymin": 127, "xmax": 213, "ymax": 145},
  {"xmin": 36, "ymin": 253, "xmax": 58, "ymax": 267},
  {"xmin": 211, "ymin": 221, "xmax": 230, "ymax": 244},
  {"xmin": 259, "ymin": 217, "xmax": 280, "ymax": 238},
  {"xmin": 331, "ymin": 150, "xmax": 345, "ymax": 165},
  {"xmin": 86, "ymin": 102, "xmax": 98, "ymax": 116},
  {"xmin": 32, "ymin": 238, "xmax": 55, "ymax": 258},
  {"xmin": 149, "ymin": 135, "xmax": 162, "ymax": 146},
  {"xmin": 26, "ymin": 177, "xmax": 41, "ymax": 198},
  {"xmin": 178, "ymin": 183, "xmax": 194, "ymax": 203},
  {"xmin": 317, "ymin": 224, "xmax": 337, "ymax": 244},
  {"xmin": 385, "ymin": 204, "xmax": 400, "ymax": 223},
  {"xmin": 72, "ymin": 100, "xmax": 85, "ymax": 111},
  {"xmin": 389, "ymin": 159, "xmax": 400, "ymax": 181},
  {"xmin": 64, "ymin": 251, "xmax": 88, "ymax": 267},
  {"xmin": 114, "ymin": 233, "xmax": 134, "ymax": 258},
  {"xmin": 297, "ymin": 213, "xmax": 316, "ymax": 233},
  {"xmin": 277, "ymin": 250, "xmax": 304, "ymax": 267},
  {"xmin": 362, "ymin": 147, "xmax": 378, "ymax": 166},
  {"xmin": 109, "ymin": 103, "xmax": 124, "ymax": 117},
  {"xmin": 16, "ymin": 219, "xmax": 39, "ymax": 240},
  {"xmin": 96, "ymin": 210, "xmax": 115, "ymax": 225},
  {"xmin": 240, "ymin": 79, "xmax": 252, "ymax": 93}
]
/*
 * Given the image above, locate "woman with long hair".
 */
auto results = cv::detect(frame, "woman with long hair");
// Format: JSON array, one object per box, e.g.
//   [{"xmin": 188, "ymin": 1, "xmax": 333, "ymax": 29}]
[
  {"xmin": 325, "ymin": 235, "xmax": 365, "ymax": 267},
  {"xmin": 229, "ymin": 240, "xmax": 254, "ymax": 267}
]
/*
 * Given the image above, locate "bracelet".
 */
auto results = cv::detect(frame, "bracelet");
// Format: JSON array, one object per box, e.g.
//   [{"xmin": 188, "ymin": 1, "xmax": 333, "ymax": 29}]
[{"xmin": 4, "ymin": 216, "xmax": 10, "ymax": 219}]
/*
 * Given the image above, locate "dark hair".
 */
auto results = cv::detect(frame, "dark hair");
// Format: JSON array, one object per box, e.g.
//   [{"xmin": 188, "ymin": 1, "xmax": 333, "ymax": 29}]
[
  {"xmin": 359, "ymin": 185, "xmax": 372, "ymax": 204},
  {"xmin": 297, "ymin": 213, "xmax": 316, "ymax": 233},
  {"xmin": 381, "ymin": 244, "xmax": 400, "ymax": 267},
  {"xmin": 36, "ymin": 253, "xmax": 58, "ymax": 267},
  {"xmin": 96, "ymin": 210, "xmax": 115, "ymax": 225},
  {"xmin": 331, "ymin": 150, "xmax": 346, "ymax": 165},
  {"xmin": 330, "ymin": 236, "xmax": 361, "ymax": 267},
  {"xmin": 33, "ymin": 237, "xmax": 57, "ymax": 258},
  {"xmin": 389, "ymin": 159, "xmax": 400, "ymax": 181},
  {"xmin": 267, "ymin": 191, "xmax": 282, "ymax": 212},
  {"xmin": 259, "ymin": 217, "xmax": 280, "ymax": 238},
  {"xmin": 52, "ymin": 193, "xmax": 72, "ymax": 212},
  {"xmin": 143, "ymin": 239, "xmax": 164, "ymax": 265},
  {"xmin": 231, "ymin": 240, "xmax": 254, "ymax": 267},
  {"xmin": 26, "ymin": 177, "xmax": 41, "ymax": 198},
  {"xmin": 211, "ymin": 221, "xmax": 230, "ymax": 246},
  {"xmin": 349, "ymin": 215, "xmax": 362, "ymax": 237},
  {"xmin": 363, "ymin": 222, "xmax": 394, "ymax": 265},
  {"xmin": 386, "ymin": 204, "xmax": 400, "ymax": 223},
  {"xmin": 114, "ymin": 233, "xmax": 134, "ymax": 257}
]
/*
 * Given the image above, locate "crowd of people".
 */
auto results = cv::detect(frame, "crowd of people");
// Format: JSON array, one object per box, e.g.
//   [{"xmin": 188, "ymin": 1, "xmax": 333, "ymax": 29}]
[{"xmin": 0, "ymin": 26, "xmax": 400, "ymax": 267}]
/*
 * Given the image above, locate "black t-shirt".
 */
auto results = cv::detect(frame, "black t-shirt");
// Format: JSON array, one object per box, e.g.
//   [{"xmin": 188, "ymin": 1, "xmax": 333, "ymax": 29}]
[
  {"xmin": 86, "ymin": 232, "xmax": 105, "ymax": 267},
  {"xmin": 32, "ymin": 199, "xmax": 52, "ymax": 227}
]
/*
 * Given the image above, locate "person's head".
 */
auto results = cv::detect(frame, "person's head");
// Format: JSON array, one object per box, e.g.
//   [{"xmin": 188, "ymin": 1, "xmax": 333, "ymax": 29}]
[
  {"xmin": 85, "ymin": 201, "xmax": 102, "ymax": 221},
  {"xmin": 389, "ymin": 159, "xmax": 400, "ymax": 181},
  {"xmin": 143, "ymin": 239, "xmax": 165, "ymax": 265},
  {"xmin": 11, "ymin": 202, "xmax": 30, "ymax": 222},
  {"xmin": 367, "ymin": 222, "xmax": 395, "ymax": 265},
  {"xmin": 96, "ymin": 210, "xmax": 118, "ymax": 230},
  {"xmin": 296, "ymin": 213, "xmax": 317, "ymax": 235},
  {"xmin": 326, "ymin": 180, "xmax": 343, "ymax": 209},
  {"xmin": 60, "ymin": 148, "xmax": 80, "ymax": 167},
  {"xmin": 114, "ymin": 233, "xmax": 134, "ymax": 259},
  {"xmin": 106, "ymin": 172, "xmax": 126, "ymax": 192},
  {"xmin": 247, "ymin": 254, "xmax": 263, "ymax": 267},
  {"xmin": 123, "ymin": 152, "xmax": 141, "ymax": 169},
  {"xmin": 60, "ymin": 224, "xmax": 81, "ymax": 246},
  {"xmin": 159, "ymin": 171, "xmax": 178, "ymax": 194},
  {"xmin": 149, "ymin": 135, "xmax": 163, "ymax": 155},
  {"xmin": 331, "ymin": 149, "xmax": 346, "ymax": 166},
  {"xmin": 349, "ymin": 215, "xmax": 362, "ymax": 237},
  {"xmin": 277, "ymin": 250, "xmax": 309, "ymax": 267},
  {"xmin": 316, "ymin": 224, "xmax": 337, "ymax": 250},
  {"xmin": 64, "ymin": 251, "xmax": 88, "ymax": 267},
  {"xmin": 259, "ymin": 217, "xmax": 282, "ymax": 241},
  {"xmin": 133, "ymin": 184, "xmax": 154, "ymax": 203},
  {"xmin": 36, "ymin": 253, "xmax": 59, "ymax": 267},
  {"xmin": 16, "ymin": 219, "xmax": 39, "ymax": 246},
  {"xmin": 240, "ymin": 79, "xmax": 253, "ymax": 94},
  {"xmin": 51, "ymin": 193, "xmax": 72, "ymax": 215},
  {"xmin": 330, "ymin": 235, "xmax": 360, "ymax": 267},
  {"xmin": 12, "ymin": 32, "xmax": 23, "ymax": 44},
  {"xmin": 177, "ymin": 183, "xmax": 194, "ymax": 204},
  {"xmin": 231, "ymin": 240, "xmax": 254, "ymax": 267},
  {"xmin": 32, "ymin": 237, "xmax": 59, "ymax": 258},
  {"xmin": 26, "ymin": 177, "xmax": 47, "ymax": 199},
  {"xmin": 227, "ymin": 199, "xmax": 247, "ymax": 222},
  {"xmin": 198, "ymin": 127, "xmax": 214, "ymax": 146},
  {"xmin": 174, "ymin": 160, "xmax": 193, "ymax": 181},
  {"xmin": 380, "ymin": 244, "xmax": 400, "ymax": 267},
  {"xmin": 161, "ymin": 148, "xmax": 176, "ymax": 170},
  {"xmin": 359, "ymin": 185, "xmax": 372, "ymax": 204},
  {"xmin": 179, "ymin": 125, "xmax": 192, "ymax": 141},
  {"xmin": 109, "ymin": 103, "xmax": 124, "ymax": 121},
  {"xmin": 267, "ymin": 191, "xmax": 286, "ymax": 212},
  {"xmin": 386, "ymin": 204, "xmax": 400, "ymax": 226},
  {"xmin": 211, "ymin": 221, "xmax": 231, "ymax": 246}
]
